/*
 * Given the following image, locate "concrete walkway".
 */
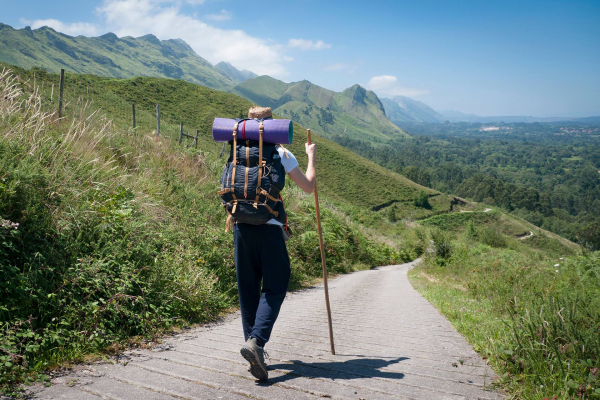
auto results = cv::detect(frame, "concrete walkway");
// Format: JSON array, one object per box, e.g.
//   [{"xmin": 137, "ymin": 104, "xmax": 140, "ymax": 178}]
[{"xmin": 28, "ymin": 260, "xmax": 504, "ymax": 400}]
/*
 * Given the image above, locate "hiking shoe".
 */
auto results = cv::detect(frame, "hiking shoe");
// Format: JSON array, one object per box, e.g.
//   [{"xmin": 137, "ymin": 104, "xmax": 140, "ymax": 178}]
[{"xmin": 240, "ymin": 337, "xmax": 268, "ymax": 381}]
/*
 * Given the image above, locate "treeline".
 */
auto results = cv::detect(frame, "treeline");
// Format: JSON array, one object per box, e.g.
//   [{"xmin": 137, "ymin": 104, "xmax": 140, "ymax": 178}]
[{"xmin": 335, "ymin": 127, "xmax": 600, "ymax": 249}]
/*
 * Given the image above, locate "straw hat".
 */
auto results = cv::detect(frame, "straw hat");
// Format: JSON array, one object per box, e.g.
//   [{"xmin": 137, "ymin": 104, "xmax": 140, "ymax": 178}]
[{"xmin": 248, "ymin": 106, "xmax": 272, "ymax": 119}]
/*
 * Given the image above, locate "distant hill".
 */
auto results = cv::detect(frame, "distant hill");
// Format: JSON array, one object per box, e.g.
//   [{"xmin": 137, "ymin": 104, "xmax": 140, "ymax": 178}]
[
  {"xmin": 381, "ymin": 96, "xmax": 444, "ymax": 124},
  {"xmin": 439, "ymin": 109, "xmax": 600, "ymax": 124},
  {"xmin": 231, "ymin": 76, "xmax": 408, "ymax": 144},
  {"xmin": 0, "ymin": 23, "xmax": 236, "ymax": 91},
  {"xmin": 214, "ymin": 61, "xmax": 257, "ymax": 84}
]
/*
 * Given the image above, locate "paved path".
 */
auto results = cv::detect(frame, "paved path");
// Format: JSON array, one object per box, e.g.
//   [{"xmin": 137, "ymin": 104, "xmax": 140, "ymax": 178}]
[{"xmin": 28, "ymin": 260, "xmax": 504, "ymax": 400}]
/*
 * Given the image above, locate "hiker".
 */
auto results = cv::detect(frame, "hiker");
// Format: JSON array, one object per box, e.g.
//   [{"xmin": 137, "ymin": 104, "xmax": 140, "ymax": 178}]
[{"xmin": 221, "ymin": 106, "xmax": 315, "ymax": 381}]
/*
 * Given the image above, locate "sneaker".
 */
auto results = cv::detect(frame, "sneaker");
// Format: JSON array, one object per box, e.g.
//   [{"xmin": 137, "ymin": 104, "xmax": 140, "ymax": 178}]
[{"xmin": 240, "ymin": 337, "xmax": 268, "ymax": 381}]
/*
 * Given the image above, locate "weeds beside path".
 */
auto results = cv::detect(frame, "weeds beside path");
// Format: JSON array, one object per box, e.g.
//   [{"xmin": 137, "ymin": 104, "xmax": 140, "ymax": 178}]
[{"xmin": 409, "ymin": 236, "xmax": 599, "ymax": 399}]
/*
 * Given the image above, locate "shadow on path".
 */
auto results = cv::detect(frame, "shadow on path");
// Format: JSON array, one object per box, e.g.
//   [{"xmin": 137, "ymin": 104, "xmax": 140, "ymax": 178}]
[{"xmin": 265, "ymin": 355, "xmax": 409, "ymax": 384}]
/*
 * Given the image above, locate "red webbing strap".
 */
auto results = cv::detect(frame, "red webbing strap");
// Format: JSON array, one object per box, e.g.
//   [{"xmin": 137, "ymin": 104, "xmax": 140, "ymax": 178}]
[
  {"xmin": 242, "ymin": 120, "xmax": 247, "ymax": 140},
  {"xmin": 231, "ymin": 122, "xmax": 238, "ymax": 200},
  {"xmin": 254, "ymin": 121, "xmax": 264, "ymax": 208}
]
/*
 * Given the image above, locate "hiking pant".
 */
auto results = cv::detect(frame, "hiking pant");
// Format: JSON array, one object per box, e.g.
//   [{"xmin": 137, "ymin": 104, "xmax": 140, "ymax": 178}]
[{"xmin": 234, "ymin": 223, "xmax": 291, "ymax": 347}]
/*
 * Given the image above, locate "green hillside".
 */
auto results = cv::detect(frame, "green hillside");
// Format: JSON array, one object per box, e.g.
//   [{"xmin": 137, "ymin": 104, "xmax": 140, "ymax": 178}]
[
  {"xmin": 98, "ymin": 75, "xmax": 436, "ymax": 212},
  {"xmin": 0, "ymin": 23, "xmax": 235, "ymax": 90},
  {"xmin": 410, "ymin": 208, "xmax": 597, "ymax": 399},
  {"xmin": 229, "ymin": 75, "xmax": 290, "ymax": 108},
  {"xmin": 231, "ymin": 76, "xmax": 408, "ymax": 144}
]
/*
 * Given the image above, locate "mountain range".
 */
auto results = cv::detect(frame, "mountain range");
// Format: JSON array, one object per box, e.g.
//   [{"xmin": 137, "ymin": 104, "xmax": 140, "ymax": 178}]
[
  {"xmin": 0, "ymin": 23, "xmax": 256, "ymax": 91},
  {"xmin": 3, "ymin": 21, "xmax": 595, "ymax": 138},
  {"xmin": 0, "ymin": 22, "xmax": 410, "ymax": 143},
  {"xmin": 380, "ymin": 96, "xmax": 444, "ymax": 124},
  {"xmin": 230, "ymin": 76, "xmax": 407, "ymax": 144}
]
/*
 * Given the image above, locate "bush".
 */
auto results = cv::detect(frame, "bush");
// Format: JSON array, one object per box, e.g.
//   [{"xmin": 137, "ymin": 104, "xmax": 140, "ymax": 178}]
[
  {"xmin": 386, "ymin": 205, "xmax": 397, "ymax": 222},
  {"xmin": 430, "ymin": 228, "xmax": 452, "ymax": 264},
  {"xmin": 477, "ymin": 226, "xmax": 507, "ymax": 248},
  {"xmin": 414, "ymin": 190, "xmax": 432, "ymax": 209}
]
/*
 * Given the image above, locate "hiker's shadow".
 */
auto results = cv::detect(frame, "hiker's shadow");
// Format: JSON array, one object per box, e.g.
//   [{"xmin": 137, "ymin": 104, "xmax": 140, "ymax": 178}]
[{"xmin": 265, "ymin": 355, "xmax": 408, "ymax": 384}]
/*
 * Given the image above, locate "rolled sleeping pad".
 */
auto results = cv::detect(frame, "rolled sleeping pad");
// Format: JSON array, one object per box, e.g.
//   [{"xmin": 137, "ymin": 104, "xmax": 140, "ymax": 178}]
[{"xmin": 212, "ymin": 118, "xmax": 293, "ymax": 144}]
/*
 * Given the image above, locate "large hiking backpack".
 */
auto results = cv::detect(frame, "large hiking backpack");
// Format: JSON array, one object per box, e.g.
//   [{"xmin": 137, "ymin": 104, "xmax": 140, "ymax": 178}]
[{"xmin": 218, "ymin": 119, "xmax": 287, "ymax": 231}]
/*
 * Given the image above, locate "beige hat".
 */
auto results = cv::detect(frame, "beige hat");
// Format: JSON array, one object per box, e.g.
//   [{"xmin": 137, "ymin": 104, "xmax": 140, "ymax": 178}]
[{"xmin": 248, "ymin": 106, "xmax": 272, "ymax": 119}]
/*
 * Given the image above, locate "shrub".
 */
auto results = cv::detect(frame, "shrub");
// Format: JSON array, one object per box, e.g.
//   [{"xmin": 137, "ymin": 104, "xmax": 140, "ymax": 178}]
[
  {"xmin": 430, "ymin": 228, "xmax": 452, "ymax": 263},
  {"xmin": 414, "ymin": 190, "xmax": 432, "ymax": 209},
  {"xmin": 477, "ymin": 226, "xmax": 507, "ymax": 248},
  {"xmin": 386, "ymin": 205, "xmax": 397, "ymax": 222}
]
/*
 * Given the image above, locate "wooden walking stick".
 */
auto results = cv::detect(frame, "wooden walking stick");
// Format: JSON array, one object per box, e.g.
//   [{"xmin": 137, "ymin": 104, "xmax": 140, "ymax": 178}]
[{"xmin": 307, "ymin": 129, "xmax": 335, "ymax": 355}]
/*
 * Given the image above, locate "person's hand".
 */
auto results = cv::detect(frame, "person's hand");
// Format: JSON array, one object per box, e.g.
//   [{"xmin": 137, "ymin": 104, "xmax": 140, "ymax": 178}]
[{"xmin": 305, "ymin": 142, "xmax": 316, "ymax": 159}]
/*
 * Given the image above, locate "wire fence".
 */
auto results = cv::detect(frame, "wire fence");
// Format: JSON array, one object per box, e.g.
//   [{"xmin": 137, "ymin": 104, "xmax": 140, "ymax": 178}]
[{"xmin": 33, "ymin": 69, "xmax": 200, "ymax": 147}]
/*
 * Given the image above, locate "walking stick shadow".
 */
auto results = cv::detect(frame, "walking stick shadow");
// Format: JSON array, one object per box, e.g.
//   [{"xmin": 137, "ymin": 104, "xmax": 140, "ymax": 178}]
[{"xmin": 265, "ymin": 356, "xmax": 408, "ymax": 384}]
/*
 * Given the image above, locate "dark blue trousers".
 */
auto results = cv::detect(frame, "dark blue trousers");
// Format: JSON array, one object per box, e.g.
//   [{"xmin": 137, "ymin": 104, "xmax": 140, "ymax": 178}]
[{"xmin": 234, "ymin": 223, "xmax": 291, "ymax": 347}]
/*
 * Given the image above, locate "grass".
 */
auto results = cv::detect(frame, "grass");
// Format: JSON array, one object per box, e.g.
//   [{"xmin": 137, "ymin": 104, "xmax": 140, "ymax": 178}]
[{"xmin": 409, "ymin": 212, "xmax": 599, "ymax": 399}]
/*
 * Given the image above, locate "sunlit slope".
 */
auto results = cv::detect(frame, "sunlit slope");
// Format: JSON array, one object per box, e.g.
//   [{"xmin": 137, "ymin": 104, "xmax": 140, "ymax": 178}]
[
  {"xmin": 231, "ymin": 76, "xmax": 409, "ymax": 145},
  {"xmin": 0, "ymin": 23, "xmax": 235, "ymax": 90},
  {"xmin": 229, "ymin": 75, "xmax": 290, "ymax": 109}
]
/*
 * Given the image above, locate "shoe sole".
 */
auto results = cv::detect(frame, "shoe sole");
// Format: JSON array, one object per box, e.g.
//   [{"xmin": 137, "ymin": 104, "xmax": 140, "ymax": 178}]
[{"xmin": 240, "ymin": 347, "xmax": 268, "ymax": 381}]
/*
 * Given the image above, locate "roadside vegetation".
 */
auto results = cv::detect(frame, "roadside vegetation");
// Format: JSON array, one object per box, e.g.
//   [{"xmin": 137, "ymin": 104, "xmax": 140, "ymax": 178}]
[{"xmin": 410, "ymin": 211, "xmax": 599, "ymax": 399}]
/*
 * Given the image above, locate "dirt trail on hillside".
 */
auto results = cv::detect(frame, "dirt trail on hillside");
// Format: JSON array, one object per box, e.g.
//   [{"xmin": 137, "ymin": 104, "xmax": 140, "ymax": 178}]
[{"xmin": 28, "ymin": 260, "xmax": 504, "ymax": 399}]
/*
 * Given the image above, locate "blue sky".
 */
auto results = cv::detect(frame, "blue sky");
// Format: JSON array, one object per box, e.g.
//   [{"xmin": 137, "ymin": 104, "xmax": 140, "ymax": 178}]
[{"xmin": 4, "ymin": 0, "xmax": 600, "ymax": 117}]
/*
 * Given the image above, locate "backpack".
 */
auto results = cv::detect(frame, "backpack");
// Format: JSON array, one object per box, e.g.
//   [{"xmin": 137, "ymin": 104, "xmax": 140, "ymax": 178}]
[{"xmin": 218, "ymin": 119, "xmax": 287, "ymax": 232}]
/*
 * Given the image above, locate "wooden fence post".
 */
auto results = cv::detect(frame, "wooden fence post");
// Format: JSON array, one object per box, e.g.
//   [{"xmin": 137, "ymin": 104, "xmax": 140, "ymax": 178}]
[
  {"xmin": 179, "ymin": 122, "xmax": 183, "ymax": 144},
  {"xmin": 194, "ymin": 129, "xmax": 199, "ymax": 148},
  {"xmin": 132, "ymin": 104, "xmax": 136, "ymax": 129},
  {"xmin": 58, "ymin": 69, "xmax": 65, "ymax": 119},
  {"xmin": 156, "ymin": 104, "xmax": 160, "ymax": 136}
]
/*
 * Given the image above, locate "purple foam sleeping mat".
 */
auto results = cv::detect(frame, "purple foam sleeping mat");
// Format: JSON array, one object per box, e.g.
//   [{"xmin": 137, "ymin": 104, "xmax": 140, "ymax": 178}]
[{"xmin": 212, "ymin": 118, "xmax": 293, "ymax": 144}]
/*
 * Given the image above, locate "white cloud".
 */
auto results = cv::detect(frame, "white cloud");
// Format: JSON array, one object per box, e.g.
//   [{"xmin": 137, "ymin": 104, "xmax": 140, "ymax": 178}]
[
  {"xmin": 365, "ymin": 75, "xmax": 429, "ymax": 97},
  {"xmin": 288, "ymin": 38, "xmax": 331, "ymax": 51},
  {"xmin": 92, "ymin": 0, "xmax": 288, "ymax": 77},
  {"xmin": 186, "ymin": 0, "xmax": 206, "ymax": 4},
  {"xmin": 22, "ymin": 18, "xmax": 102, "ymax": 37},
  {"xmin": 206, "ymin": 9, "xmax": 232, "ymax": 21}
]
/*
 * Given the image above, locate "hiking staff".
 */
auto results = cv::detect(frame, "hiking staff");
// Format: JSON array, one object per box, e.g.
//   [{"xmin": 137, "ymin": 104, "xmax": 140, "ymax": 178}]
[{"xmin": 307, "ymin": 128, "xmax": 335, "ymax": 355}]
